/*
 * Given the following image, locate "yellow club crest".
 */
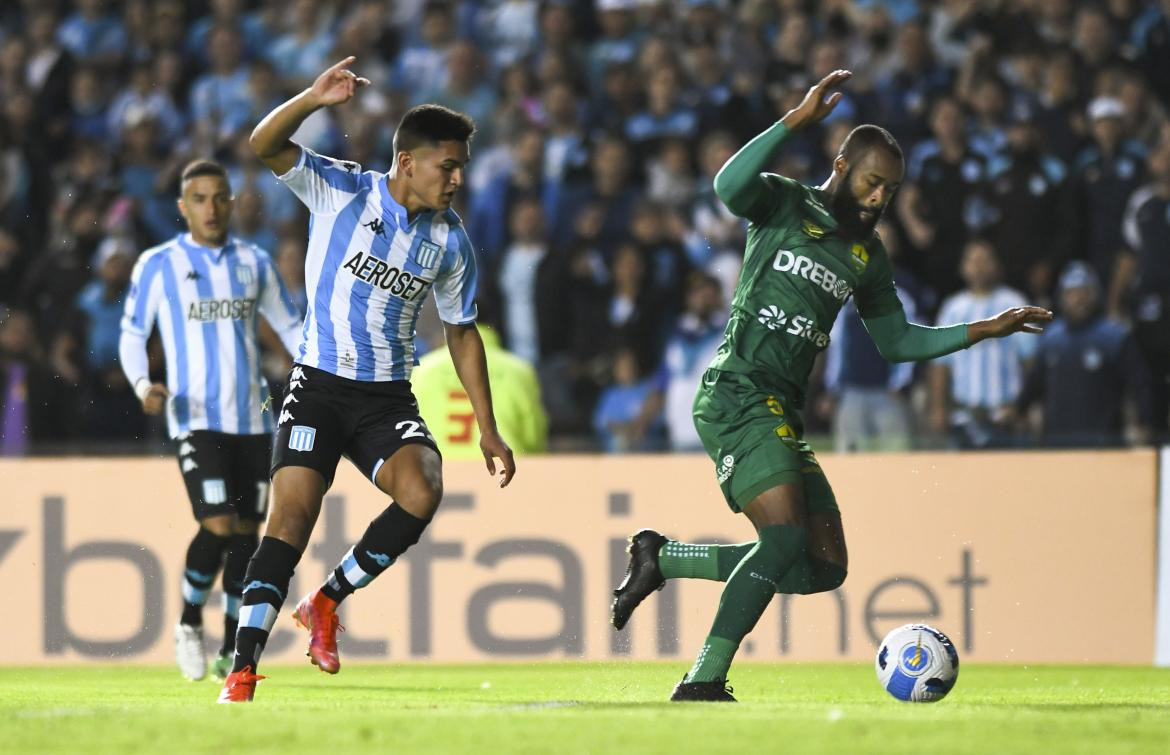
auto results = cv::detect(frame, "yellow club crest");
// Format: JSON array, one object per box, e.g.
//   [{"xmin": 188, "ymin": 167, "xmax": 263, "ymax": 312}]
[
  {"xmin": 850, "ymin": 243, "xmax": 869, "ymax": 271},
  {"xmin": 802, "ymin": 219, "xmax": 824, "ymax": 238}
]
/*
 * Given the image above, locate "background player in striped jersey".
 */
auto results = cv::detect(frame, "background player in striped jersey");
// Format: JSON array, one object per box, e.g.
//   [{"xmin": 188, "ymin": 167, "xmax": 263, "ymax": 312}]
[
  {"xmin": 219, "ymin": 58, "xmax": 516, "ymax": 703},
  {"xmin": 119, "ymin": 160, "xmax": 304, "ymax": 682}
]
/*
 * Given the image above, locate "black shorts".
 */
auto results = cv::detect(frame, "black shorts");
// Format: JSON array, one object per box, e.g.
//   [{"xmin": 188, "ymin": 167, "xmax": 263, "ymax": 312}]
[
  {"xmin": 175, "ymin": 431, "xmax": 271, "ymax": 522},
  {"xmin": 271, "ymin": 363, "xmax": 439, "ymax": 487}
]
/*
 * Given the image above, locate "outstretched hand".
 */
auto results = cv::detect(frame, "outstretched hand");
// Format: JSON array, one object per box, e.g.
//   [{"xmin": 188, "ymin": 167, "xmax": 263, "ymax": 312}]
[
  {"xmin": 970, "ymin": 306, "xmax": 1054, "ymax": 343},
  {"xmin": 309, "ymin": 56, "xmax": 371, "ymax": 107},
  {"xmin": 781, "ymin": 69, "xmax": 852, "ymax": 131}
]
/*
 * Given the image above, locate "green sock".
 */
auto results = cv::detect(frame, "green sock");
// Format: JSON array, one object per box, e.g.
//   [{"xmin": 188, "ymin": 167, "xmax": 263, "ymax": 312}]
[
  {"xmin": 687, "ymin": 524, "xmax": 807, "ymax": 683},
  {"xmin": 658, "ymin": 541, "xmax": 753, "ymax": 581}
]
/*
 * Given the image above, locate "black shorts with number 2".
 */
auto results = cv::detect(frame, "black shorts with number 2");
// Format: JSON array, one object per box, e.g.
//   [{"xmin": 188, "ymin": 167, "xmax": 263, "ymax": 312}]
[{"xmin": 271, "ymin": 363, "xmax": 440, "ymax": 487}]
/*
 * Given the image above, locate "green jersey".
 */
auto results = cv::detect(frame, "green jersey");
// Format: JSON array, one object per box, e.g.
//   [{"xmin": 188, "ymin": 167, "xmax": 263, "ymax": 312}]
[{"xmin": 708, "ymin": 143, "xmax": 902, "ymax": 407}]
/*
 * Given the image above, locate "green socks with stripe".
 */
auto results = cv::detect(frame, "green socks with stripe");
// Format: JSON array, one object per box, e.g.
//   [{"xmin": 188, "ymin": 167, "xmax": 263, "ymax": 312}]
[{"xmin": 686, "ymin": 524, "xmax": 807, "ymax": 683}]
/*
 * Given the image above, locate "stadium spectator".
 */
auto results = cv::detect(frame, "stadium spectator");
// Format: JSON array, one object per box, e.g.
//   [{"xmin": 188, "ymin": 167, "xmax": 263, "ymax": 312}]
[
  {"xmin": 1017, "ymin": 262, "xmax": 1150, "ymax": 447},
  {"xmin": 266, "ymin": 0, "xmax": 336, "ymax": 91},
  {"xmin": 656, "ymin": 271, "xmax": 725, "ymax": 451},
  {"xmin": 1117, "ymin": 132, "xmax": 1170, "ymax": 442},
  {"xmin": 983, "ymin": 101, "xmax": 1073, "ymax": 302},
  {"xmin": 421, "ymin": 41, "xmax": 498, "ymax": 143},
  {"xmin": 593, "ymin": 345, "xmax": 665, "ymax": 453},
  {"xmin": 56, "ymin": 0, "xmax": 127, "ymax": 68},
  {"xmin": 496, "ymin": 196, "xmax": 549, "ymax": 365},
  {"xmin": 897, "ymin": 95, "xmax": 989, "ymax": 300},
  {"xmin": 930, "ymin": 239, "xmax": 1036, "ymax": 449},
  {"xmin": 274, "ymin": 235, "xmax": 307, "ymax": 316},
  {"xmin": 413, "ymin": 325, "xmax": 548, "ymax": 459},
  {"xmin": 0, "ymin": 308, "xmax": 74, "ymax": 455},
  {"xmin": 1072, "ymin": 96, "xmax": 1149, "ymax": 286},
  {"xmin": 555, "ymin": 136, "xmax": 640, "ymax": 256},
  {"xmin": 189, "ymin": 25, "xmax": 252, "ymax": 152},
  {"xmin": 821, "ymin": 290, "xmax": 918, "ymax": 453},
  {"xmin": 74, "ymin": 236, "xmax": 145, "ymax": 442}
]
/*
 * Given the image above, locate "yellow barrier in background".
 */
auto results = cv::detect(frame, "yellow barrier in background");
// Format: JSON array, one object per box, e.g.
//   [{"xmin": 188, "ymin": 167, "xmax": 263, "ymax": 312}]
[{"xmin": 0, "ymin": 451, "xmax": 1156, "ymax": 665}]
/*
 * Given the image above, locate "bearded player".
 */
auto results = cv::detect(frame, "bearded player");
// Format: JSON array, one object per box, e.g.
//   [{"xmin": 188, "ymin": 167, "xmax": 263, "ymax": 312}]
[{"xmin": 610, "ymin": 70, "xmax": 1053, "ymax": 702}]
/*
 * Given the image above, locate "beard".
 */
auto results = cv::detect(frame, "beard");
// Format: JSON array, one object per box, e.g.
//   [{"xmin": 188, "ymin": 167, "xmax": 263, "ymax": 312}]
[{"xmin": 830, "ymin": 175, "xmax": 882, "ymax": 239}]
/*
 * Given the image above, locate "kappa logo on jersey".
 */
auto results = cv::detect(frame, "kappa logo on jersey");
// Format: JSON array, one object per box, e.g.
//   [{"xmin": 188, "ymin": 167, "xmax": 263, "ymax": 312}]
[
  {"xmin": 363, "ymin": 217, "xmax": 386, "ymax": 236},
  {"xmin": 801, "ymin": 219, "xmax": 825, "ymax": 238},
  {"xmin": 414, "ymin": 240, "xmax": 442, "ymax": 269},
  {"xmin": 288, "ymin": 425, "xmax": 316, "ymax": 452},
  {"xmin": 850, "ymin": 243, "xmax": 870, "ymax": 272},
  {"xmin": 202, "ymin": 479, "xmax": 227, "ymax": 505},
  {"xmin": 772, "ymin": 249, "xmax": 853, "ymax": 301},
  {"xmin": 342, "ymin": 251, "xmax": 432, "ymax": 300},
  {"xmin": 185, "ymin": 270, "xmax": 202, "ymax": 281}
]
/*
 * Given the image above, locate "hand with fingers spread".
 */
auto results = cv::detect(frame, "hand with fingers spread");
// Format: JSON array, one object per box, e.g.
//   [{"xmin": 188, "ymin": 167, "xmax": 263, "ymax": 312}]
[
  {"xmin": 968, "ymin": 306, "xmax": 1055, "ymax": 343},
  {"xmin": 781, "ymin": 69, "xmax": 853, "ymax": 131},
  {"xmin": 307, "ymin": 56, "xmax": 371, "ymax": 108},
  {"xmin": 480, "ymin": 429, "xmax": 516, "ymax": 488}
]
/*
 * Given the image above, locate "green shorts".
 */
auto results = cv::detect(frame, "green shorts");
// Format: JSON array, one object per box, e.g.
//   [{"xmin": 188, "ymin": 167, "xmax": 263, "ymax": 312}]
[{"xmin": 693, "ymin": 369, "xmax": 839, "ymax": 516}]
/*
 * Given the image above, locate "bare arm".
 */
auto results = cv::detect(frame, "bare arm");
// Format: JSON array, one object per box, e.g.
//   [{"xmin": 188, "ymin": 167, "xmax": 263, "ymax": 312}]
[
  {"xmin": 444, "ymin": 322, "xmax": 516, "ymax": 487},
  {"xmin": 250, "ymin": 56, "xmax": 370, "ymax": 175}
]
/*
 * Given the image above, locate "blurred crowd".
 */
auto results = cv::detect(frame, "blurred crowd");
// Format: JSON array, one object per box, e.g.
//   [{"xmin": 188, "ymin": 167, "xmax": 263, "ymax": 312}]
[{"xmin": 1, "ymin": 0, "xmax": 1169, "ymax": 455}]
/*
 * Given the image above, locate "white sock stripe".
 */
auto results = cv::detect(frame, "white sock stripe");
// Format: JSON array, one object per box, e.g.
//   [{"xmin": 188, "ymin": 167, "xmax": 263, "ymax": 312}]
[
  {"xmin": 238, "ymin": 603, "xmax": 279, "ymax": 632},
  {"xmin": 223, "ymin": 594, "xmax": 241, "ymax": 619},
  {"xmin": 182, "ymin": 580, "xmax": 210, "ymax": 605},
  {"xmin": 340, "ymin": 547, "xmax": 374, "ymax": 588}
]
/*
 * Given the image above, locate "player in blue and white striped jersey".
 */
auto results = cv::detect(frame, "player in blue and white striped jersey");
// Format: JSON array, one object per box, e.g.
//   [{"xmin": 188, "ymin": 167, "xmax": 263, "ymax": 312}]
[
  {"xmin": 119, "ymin": 160, "xmax": 304, "ymax": 684},
  {"xmin": 220, "ymin": 58, "xmax": 516, "ymax": 703}
]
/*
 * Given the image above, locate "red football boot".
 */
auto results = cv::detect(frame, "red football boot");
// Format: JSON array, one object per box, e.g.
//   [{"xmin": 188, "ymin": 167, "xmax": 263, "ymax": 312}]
[
  {"xmin": 292, "ymin": 590, "xmax": 345, "ymax": 674},
  {"xmin": 217, "ymin": 666, "xmax": 266, "ymax": 703}
]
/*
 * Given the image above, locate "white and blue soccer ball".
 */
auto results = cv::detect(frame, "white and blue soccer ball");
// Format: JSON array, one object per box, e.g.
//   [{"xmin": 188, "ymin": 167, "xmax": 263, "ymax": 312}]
[{"xmin": 875, "ymin": 623, "xmax": 960, "ymax": 702}]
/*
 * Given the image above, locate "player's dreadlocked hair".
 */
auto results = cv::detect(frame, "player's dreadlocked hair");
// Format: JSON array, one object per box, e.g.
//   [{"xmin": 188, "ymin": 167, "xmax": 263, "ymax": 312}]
[
  {"xmin": 838, "ymin": 124, "xmax": 903, "ymax": 165},
  {"xmin": 393, "ymin": 104, "xmax": 477, "ymax": 153}
]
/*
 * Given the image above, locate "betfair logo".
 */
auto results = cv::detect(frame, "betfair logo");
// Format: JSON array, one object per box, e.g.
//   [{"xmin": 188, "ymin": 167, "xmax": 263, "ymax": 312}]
[
  {"xmin": 802, "ymin": 219, "xmax": 824, "ymax": 238},
  {"xmin": 850, "ymin": 243, "xmax": 870, "ymax": 272}
]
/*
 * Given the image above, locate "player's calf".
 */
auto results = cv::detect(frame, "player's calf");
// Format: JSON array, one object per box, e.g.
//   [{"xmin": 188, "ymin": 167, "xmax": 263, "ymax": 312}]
[{"xmin": 293, "ymin": 502, "xmax": 433, "ymax": 673}]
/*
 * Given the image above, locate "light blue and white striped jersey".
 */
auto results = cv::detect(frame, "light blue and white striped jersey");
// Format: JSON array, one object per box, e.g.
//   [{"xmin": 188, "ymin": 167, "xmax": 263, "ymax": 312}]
[
  {"xmin": 120, "ymin": 234, "xmax": 304, "ymax": 438},
  {"xmin": 936, "ymin": 285, "xmax": 1036, "ymax": 409},
  {"xmin": 276, "ymin": 146, "xmax": 479, "ymax": 381}
]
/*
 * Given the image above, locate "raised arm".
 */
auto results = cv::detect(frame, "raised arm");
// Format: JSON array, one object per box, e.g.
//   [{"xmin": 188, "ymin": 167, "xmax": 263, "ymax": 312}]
[
  {"xmin": 250, "ymin": 56, "xmax": 370, "ymax": 175},
  {"xmin": 713, "ymin": 70, "xmax": 852, "ymax": 220}
]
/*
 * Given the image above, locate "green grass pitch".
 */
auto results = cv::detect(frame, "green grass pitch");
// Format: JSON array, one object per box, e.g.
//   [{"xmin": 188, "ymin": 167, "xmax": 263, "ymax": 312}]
[{"xmin": 3, "ymin": 663, "xmax": 1168, "ymax": 754}]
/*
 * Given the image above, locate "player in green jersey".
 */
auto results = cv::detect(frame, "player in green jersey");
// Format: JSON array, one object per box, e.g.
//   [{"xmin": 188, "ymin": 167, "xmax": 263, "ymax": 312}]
[{"xmin": 610, "ymin": 70, "xmax": 1053, "ymax": 702}]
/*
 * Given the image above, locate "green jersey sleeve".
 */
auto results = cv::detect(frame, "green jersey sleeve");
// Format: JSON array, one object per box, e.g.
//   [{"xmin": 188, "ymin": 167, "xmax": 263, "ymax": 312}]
[{"xmin": 712, "ymin": 121, "xmax": 802, "ymax": 224}]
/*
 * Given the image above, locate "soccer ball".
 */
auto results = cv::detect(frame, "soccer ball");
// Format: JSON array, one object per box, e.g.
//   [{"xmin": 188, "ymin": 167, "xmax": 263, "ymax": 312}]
[{"xmin": 874, "ymin": 623, "xmax": 960, "ymax": 702}]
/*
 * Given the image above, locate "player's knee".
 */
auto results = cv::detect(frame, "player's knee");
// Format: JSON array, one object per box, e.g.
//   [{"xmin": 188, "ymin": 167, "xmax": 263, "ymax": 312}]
[
  {"xmin": 756, "ymin": 524, "xmax": 809, "ymax": 578},
  {"xmin": 201, "ymin": 515, "xmax": 234, "ymax": 537},
  {"xmin": 816, "ymin": 561, "xmax": 847, "ymax": 592},
  {"xmin": 233, "ymin": 518, "xmax": 260, "ymax": 535},
  {"xmin": 396, "ymin": 475, "xmax": 443, "ymax": 518}
]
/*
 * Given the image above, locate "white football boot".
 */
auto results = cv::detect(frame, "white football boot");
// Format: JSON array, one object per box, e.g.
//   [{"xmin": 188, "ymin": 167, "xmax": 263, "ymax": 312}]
[{"xmin": 175, "ymin": 623, "xmax": 207, "ymax": 681}]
